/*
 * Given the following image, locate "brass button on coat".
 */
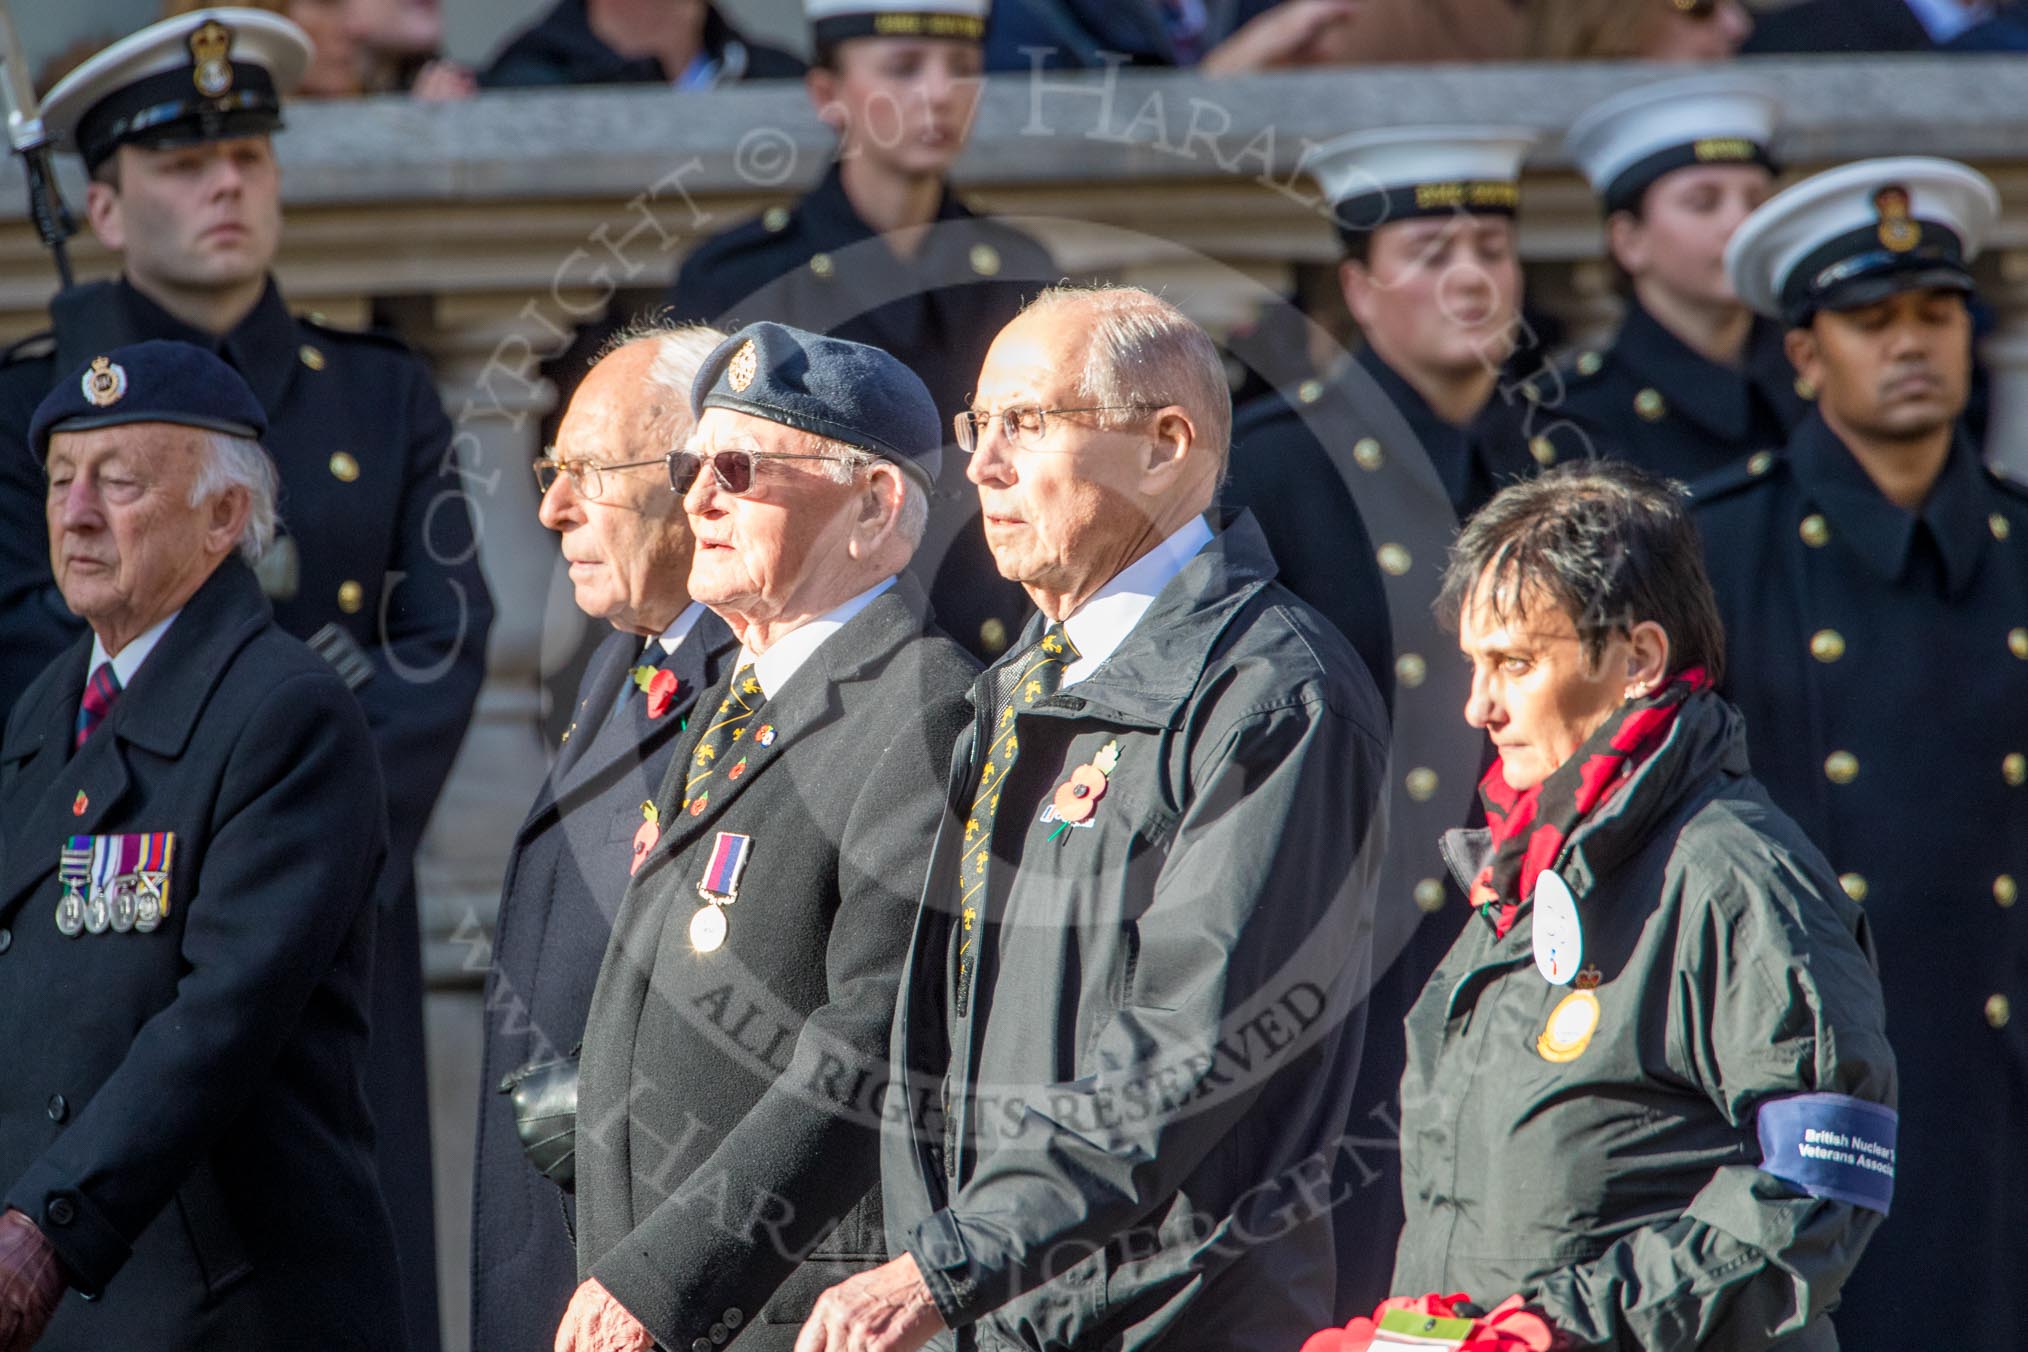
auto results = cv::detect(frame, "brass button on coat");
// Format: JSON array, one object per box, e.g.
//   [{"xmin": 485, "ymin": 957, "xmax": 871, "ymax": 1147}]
[
  {"xmin": 2005, "ymin": 753, "xmax": 2026, "ymax": 788},
  {"xmin": 1395, "ymin": 653, "xmax": 1427, "ymax": 689},
  {"xmin": 1748, "ymin": 451, "xmax": 1774, "ymax": 476},
  {"xmin": 1405, "ymin": 767, "xmax": 1438, "ymax": 802},
  {"xmin": 1809, "ymin": 629, "xmax": 1845, "ymax": 663},
  {"xmin": 299, "ymin": 343, "xmax": 326, "ymax": 371},
  {"xmin": 1298, "ymin": 379, "xmax": 1324, "ymax": 405},
  {"xmin": 1995, "ymin": 874, "xmax": 2018, "ymax": 908},
  {"xmin": 1986, "ymin": 994, "xmax": 2011, "ymax": 1030},
  {"xmin": 1377, "ymin": 544, "xmax": 1411, "ymax": 576},
  {"xmin": 1529, "ymin": 436, "xmax": 1557, "ymax": 466},
  {"xmin": 1414, "ymin": 879, "xmax": 1446, "ymax": 913},
  {"xmin": 1352, "ymin": 436, "xmax": 1383, "ymax": 469},
  {"xmin": 1634, "ymin": 388, "xmax": 1666, "ymax": 422},
  {"xmin": 329, "ymin": 451, "xmax": 360, "ymax": 483},
  {"xmin": 337, "ymin": 580, "xmax": 365, "ymax": 614},
  {"xmin": 2012, "ymin": 628, "xmax": 2028, "ymax": 660},
  {"xmin": 1824, "ymin": 750, "xmax": 1858, "ymax": 784},
  {"xmin": 1991, "ymin": 513, "xmax": 2012, "ymax": 542},
  {"xmin": 1839, "ymin": 873, "xmax": 1868, "ymax": 903},
  {"xmin": 1799, "ymin": 514, "xmax": 1830, "ymax": 547},
  {"xmin": 809, "ymin": 253, "xmax": 834, "ymax": 277}
]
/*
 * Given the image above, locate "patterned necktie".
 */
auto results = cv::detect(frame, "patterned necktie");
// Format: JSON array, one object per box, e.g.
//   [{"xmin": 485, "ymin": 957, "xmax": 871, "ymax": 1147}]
[
  {"xmin": 75, "ymin": 662, "xmax": 121, "ymax": 749},
  {"xmin": 680, "ymin": 663, "xmax": 763, "ymax": 818},
  {"xmin": 953, "ymin": 623, "xmax": 1079, "ymax": 1015}
]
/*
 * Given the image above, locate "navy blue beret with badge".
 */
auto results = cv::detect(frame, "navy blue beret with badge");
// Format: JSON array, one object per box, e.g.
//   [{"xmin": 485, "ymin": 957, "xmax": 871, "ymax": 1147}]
[
  {"xmin": 32, "ymin": 339, "xmax": 268, "ymax": 461},
  {"xmin": 693, "ymin": 321, "xmax": 943, "ymax": 490}
]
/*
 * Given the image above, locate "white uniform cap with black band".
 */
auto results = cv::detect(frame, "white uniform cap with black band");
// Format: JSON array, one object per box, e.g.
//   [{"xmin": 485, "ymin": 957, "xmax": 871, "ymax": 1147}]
[
  {"xmin": 1724, "ymin": 156, "xmax": 1998, "ymax": 326},
  {"xmin": 1304, "ymin": 125, "xmax": 1540, "ymax": 248},
  {"xmin": 806, "ymin": 0, "xmax": 991, "ymax": 50},
  {"xmin": 41, "ymin": 9, "xmax": 310, "ymax": 173},
  {"xmin": 1565, "ymin": 75, "xmax": 1780, "ymax": 217}
]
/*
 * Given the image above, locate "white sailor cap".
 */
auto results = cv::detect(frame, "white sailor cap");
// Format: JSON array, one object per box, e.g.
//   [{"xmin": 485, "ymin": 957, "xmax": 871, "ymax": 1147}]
[
  {"xmin": 806, "ymin": 0, "xmax": 990, "ymax": 50},
  {"xmin": 41, "ymin": 9, "xmax": 310, "ymax": 173},
  {"xmin": 1304, "ymin": 126, "xmax": 1540, "ymax": 245},
  {"xmin": 1565, "ymin": 75, "xmax": 1780, "ymax": 216},
  {"xmin": 1724, "ymin": 156, "xmax": 1999, "ymax": 325}
]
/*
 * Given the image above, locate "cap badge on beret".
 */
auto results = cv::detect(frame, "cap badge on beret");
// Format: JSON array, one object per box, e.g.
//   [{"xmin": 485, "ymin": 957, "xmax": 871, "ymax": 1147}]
[
  {"xmin": 82, "ymin": 357, "xmax": 128, "ymax": 408},
  {"xmin": 727, "ymin": 340, "xmax": 759, "ymax": 393},
  {"xmin": 189, "ymin": 20, "xmax": 235, "ymax": 99},
  {"xmin": 1876, "ymin": 186, "xmax": 1919, "ymax": 253}
]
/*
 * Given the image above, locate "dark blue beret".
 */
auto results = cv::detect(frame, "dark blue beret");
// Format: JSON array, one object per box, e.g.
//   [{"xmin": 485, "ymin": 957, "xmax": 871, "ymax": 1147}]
[
  {"xmin": 32, "ymin": 340, "xmax": 267, "ymax": 461},
  {"xmin": 692, "ymin": 322, "xmax": 942, "ymax": 490}
]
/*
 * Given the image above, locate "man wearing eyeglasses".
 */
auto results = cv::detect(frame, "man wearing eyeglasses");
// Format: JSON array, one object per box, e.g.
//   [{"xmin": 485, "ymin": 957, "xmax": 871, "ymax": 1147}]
[
  {"xmin": 558, "ymin": 322, "xmax": 979, "ymax": 1352},
  {"xmin": 472, "ymin": 324, "xmax": 738, "ymax": 1352},
  {"xmin": 798, "ymin": 286, "xmax": 1386, "ymax": 1352}
]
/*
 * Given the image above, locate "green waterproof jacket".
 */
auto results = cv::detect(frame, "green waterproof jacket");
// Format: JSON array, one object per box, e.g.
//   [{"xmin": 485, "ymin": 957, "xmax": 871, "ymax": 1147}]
[{"xmin": 1393, "ymin": 692, "xmax": 1895, "ymax": 1350}]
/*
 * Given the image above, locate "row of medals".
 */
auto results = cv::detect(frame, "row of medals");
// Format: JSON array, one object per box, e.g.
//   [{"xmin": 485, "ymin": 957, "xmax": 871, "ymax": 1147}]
[{"xmin": 57, "ymin": 881, "xmax": 165, "ymax": 936}]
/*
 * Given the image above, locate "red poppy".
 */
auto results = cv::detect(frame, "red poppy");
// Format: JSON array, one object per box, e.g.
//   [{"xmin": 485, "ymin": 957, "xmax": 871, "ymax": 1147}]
[
  {"xmin": 1052, "ymin": 763, "xmax": 1108, "ymax": 823},
  {"xmin": 645, "ymin": 669, "xmax": 682, "ymax": 719}
]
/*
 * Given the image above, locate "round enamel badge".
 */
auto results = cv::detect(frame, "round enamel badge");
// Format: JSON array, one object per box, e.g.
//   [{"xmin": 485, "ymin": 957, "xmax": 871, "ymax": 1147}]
[
  {"xmin": 1537, "ymin": 989, "xmax": 1601, "ymax": 1063},
  {"xmin": 1531, "ymin": 869, "xmax": 1582, "ymax": 986}
]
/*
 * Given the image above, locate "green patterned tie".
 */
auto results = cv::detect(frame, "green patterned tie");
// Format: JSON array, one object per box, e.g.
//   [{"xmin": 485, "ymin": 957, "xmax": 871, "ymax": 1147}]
[
  {"xmin": 954, "ymin": 623, "xmax": 1078, "ymax": 1015},
  {"xmin": 680, "ymin": 663, "xmax": 764, "ymax": 819}
]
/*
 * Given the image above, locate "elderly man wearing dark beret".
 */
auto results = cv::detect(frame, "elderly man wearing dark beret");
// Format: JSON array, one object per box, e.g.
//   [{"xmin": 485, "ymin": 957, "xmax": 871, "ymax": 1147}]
[
  {"xmin": 0, "ymin": 340, "xmax": 403, "ymax": 1352},
  {"xmin": 558, "ymin": 322, "xmax": 981, "ymax": 1352}
]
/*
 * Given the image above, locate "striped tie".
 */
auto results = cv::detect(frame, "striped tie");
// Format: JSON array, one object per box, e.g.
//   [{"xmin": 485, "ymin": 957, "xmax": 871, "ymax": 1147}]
[
  {"xmin": 75, "ymin": 662, "xmax": 121, "ymax": 750},
  {"xmin": 680, "ymin": 664, "xmax": 764, "ymax": 818},
  {"xmin": 953, "ymin": 623, "xmax": 1078, "ymax": 1016}
]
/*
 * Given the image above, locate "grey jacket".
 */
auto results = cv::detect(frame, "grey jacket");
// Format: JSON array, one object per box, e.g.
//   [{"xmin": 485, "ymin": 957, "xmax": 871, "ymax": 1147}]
[
  {"xmin": 883, "ymin": 513, "xmax": 1390, "ymax": 1351},
  {"xmin": 1394, "ymin": 694, "xmax": 1895, "ymax": 1350}
]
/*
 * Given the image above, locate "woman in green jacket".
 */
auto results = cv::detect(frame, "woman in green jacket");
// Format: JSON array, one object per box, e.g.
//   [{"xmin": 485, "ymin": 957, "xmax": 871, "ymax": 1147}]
[{"xmin": 1386, "ymin": 462, "xmax": 1896, "ymax": 1350}]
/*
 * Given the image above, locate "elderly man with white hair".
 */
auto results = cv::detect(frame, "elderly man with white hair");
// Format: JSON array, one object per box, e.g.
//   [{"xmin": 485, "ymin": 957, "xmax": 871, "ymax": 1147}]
[
  {"xmin": 801, "ymin": 286, "xmax": 1389, "ymax": 1352},
  {"xmin": 0, "ymin": 339, "xmax": 402, "ymax": 1351},
  {"xmin": 560, "ymin": 322, "xmax": 980, "ymax": 1352},
  {"xmin": 472, "ymin": 323, "xmax": 738, "ymax": 1352}
]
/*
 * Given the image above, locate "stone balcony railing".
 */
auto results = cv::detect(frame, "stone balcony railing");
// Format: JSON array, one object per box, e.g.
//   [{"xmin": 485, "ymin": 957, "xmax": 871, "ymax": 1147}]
[{"xmin": 4, "ymin": 57, "xmax": 2023, "ymax": 1350}]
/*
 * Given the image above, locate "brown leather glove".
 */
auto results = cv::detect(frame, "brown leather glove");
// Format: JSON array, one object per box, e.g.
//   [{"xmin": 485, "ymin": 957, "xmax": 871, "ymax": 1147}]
[{"xmin": 0, "ymin": 1207, "xmax": 64, "ymax": 1351}]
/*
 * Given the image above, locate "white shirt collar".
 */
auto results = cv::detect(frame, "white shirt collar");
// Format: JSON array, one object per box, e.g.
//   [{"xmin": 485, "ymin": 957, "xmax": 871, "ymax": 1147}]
[
  {"xmin": 736, "ymin": 576, "xmax": 897, "ymax": 700},
  {"xmin": 1059, "ymin": 515, "xmax": 1214, "ymax": 687},
  {"xmin": 653, "ymin": 600, "xmax": 706, "ymax": 659},
  {"xmin": 89, "ymin": 611, "xmax": 180, "ymax": 690},
  {"xmin": 1902, "ymin": 0, "xmax": 1990, "ymax": 41}
]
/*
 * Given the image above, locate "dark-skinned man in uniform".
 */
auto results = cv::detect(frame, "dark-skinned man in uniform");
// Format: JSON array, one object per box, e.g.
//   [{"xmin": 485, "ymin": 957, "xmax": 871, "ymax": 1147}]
[
  {"xmin": 0, "ymin": 13, "xmax": 493, "ymax": 1349},
  {"xmin": 1555, "ymin": 75, "xmax": 1812, "ymax": 482},
  {"xmin": 664, "ymin": 0, "xmax": 1054, "ymax": 666},
  {"xmin": 1695, "ymin": 154, "xmax": 2024, "ymax": 1350},
  {"xmin": 1223, "ymin": 127, "xmax": 1573, "ymax": 1315}
]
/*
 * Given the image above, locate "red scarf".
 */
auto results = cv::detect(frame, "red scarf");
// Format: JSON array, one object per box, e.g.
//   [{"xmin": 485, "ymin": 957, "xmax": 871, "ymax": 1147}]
[{"xmin": 1473, "ymin": 668, "xmax": 1711, "ymax": 938}]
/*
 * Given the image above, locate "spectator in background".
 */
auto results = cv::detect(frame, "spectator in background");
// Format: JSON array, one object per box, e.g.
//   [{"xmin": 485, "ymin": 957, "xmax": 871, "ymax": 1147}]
[
  {"xmin": 985, "ymin": 0, "xmax": 1366, "ymax": 72},
  {"xmin": 1744, "ymin": 0, "xmax": 2005, "ymax": 52},
  {"xmin": 163, "ymin": 0, "xmax": 366, "ymax": 96},
  {"xmin": 474, "ymin": 0, "xmax": 802, "ymax": 90},
  {"xmin": 1525, "ymin": 0, "xmax": 1752, "ymax": 60}
]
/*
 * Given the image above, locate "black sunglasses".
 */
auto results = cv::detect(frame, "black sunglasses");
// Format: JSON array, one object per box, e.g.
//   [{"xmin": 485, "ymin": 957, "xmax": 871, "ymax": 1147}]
[{"xmin": 666, "ymin": 447, "xmax": 862, "ymax": 495}]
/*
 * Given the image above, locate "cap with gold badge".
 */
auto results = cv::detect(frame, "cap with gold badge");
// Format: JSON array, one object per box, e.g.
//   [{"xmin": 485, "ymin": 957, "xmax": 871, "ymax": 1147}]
[
  {"xmin": 1304, "ymin": 125, "xmax": 1540, "ymax": 248},
  {"xmin": 1725, "ymin": 156, "xmax": 1999, "ymax": 327},
  {"xmin": 1565, "ymin": 75, "xmax": 1780, "ymax": 217},
  {"xmin": 40, "ymin": 8, "xmax": 311, "ymax": 174},
  {"xmin": 807, "ymin": 0, "xmax": 990, "ymax": 51}
]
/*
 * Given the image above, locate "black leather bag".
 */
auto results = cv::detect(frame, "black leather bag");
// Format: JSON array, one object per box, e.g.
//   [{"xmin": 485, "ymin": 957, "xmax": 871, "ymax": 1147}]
[{"xmin": 500, "ymin": 1048, "xmax": 579, "ymax": 1193}]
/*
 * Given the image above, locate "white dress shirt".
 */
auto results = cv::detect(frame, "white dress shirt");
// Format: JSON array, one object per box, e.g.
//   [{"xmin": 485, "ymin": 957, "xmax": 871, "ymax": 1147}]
[
  {"xmin": 88, "ymin": 610, "xmax": 180, "ymax": 690},
  {"xmin": 738, "ymin": 576, "xmax": 897, "ymax": 699},
  {"xmin": 1059, "ymin": 515, "xmax": 1214, "ymax": 687}
]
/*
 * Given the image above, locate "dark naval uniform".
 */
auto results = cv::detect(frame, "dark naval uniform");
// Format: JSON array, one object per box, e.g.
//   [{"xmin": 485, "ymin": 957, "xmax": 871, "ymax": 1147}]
[
  {"xmin": 0, "ymin": 558, "xmax": 406, "ymax": 1351},
  {"xmin": 1692, "ymin": 417, "xmax": 2028, "ymax": 1347},
  {"xmin": 1551, "ymin": 301, "xmax": 1811, "ymax": 482},
  {"xmin": 471, "ymin": 615, "xmax": 734, "ymax": 1352},
  {"xmin": 0, "ymin": 276, "xmax": 493, "ymax": 1350},
  {"xmin": 665, "ymin": 165, "xmax": 1055, "ymax": 662},
  {"xmin": 1224, "ymin": 347, "xmax": 1567, "ymax": 1314}
]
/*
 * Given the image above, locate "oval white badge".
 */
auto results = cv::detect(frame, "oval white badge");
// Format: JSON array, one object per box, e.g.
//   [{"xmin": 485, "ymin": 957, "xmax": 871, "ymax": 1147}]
[{"xmin": 1531, "ymin": 869, "xmax": 1583, "ymax": 986}]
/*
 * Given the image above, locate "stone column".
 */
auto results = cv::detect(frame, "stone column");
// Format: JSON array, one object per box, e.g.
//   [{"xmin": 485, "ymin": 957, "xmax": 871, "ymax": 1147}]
[{"xmin": 1980, "ymin": 248, "xmax": 2028, "ymax": 481}]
